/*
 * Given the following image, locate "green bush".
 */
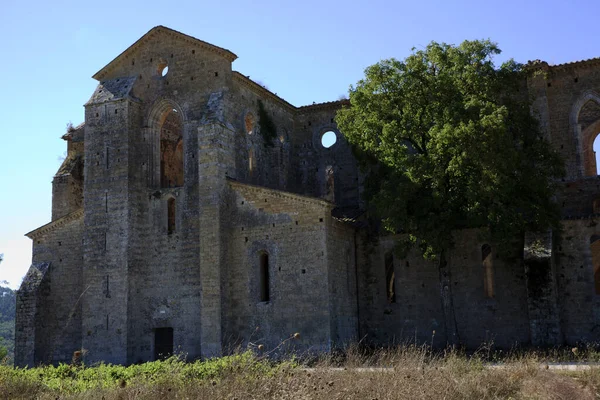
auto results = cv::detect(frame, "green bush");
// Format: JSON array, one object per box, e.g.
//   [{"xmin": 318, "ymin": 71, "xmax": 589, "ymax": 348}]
[{"xmin": 0, "ymin": 350, "xmax": 285, "ymax": 397}]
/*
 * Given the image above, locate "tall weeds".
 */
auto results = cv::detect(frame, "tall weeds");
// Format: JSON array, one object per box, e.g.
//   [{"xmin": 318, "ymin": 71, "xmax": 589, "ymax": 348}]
[{"xmin": 0, "ymin": 346, "xmax": 598, "ymax": 399}]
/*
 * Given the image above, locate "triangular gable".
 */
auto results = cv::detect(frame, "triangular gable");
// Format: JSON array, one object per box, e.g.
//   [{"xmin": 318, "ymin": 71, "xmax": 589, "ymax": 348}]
[
  {"xmin": 25, "ymin": 208, "xmax": 84, "ymax": 240},
  {"xmin": 228, "ymin": 178, "xmax": 333, "ymax": 209},
  {"xmin": 92, "ymin": 26, "xmax": 238, "ymax": 81}
]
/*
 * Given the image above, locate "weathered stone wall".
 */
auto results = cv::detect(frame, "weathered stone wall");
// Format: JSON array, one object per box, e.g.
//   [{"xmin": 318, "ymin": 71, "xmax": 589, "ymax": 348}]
[
  {"xmin": 358, "ymin": 230, "xmax": 531, "ymax": 349},
  {"xmin": 290, "ymin": 104, "xmax": 361, "ymax": 208},
  {"xmin": 230, "ymin": 75, "xmax": 295, "ymax": 189},
  {"xmin": 223, "ymin": 181, "xmax": 336, "ymax": 353},
  {"xmin": 15, "ymin": 211, "xmax": 83, "ymax": 367},
  {"xmin": 357, "ymin": 233, "xmax": 448, "ymax": 347},
  {"xmin": 82, "ymin": 95, "xmax": 136, "ymax": 364},
  {"xmin": 554, "ymin": 220, "xmax": 600, "ymax": 344},
  {"xmin": 528, "ymin": 60, "xmax": 600, "ymax": 180},
  {"xmin": 558, "ymin": 178, "xmax": 600, "ymax": 218},
  {"xmin": 52, "ymin": 126, "xmax": 84, "ymax": 221},
  {"xmin": 326, "ymin": 218, "xmax": 359, "ymax": 346}
]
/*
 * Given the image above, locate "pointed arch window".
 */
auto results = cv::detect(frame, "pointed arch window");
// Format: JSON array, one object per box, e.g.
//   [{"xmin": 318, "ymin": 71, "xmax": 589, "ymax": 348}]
[{"xmin": 160, "ymin": 109, "xmax": 183, "ymax": 188}]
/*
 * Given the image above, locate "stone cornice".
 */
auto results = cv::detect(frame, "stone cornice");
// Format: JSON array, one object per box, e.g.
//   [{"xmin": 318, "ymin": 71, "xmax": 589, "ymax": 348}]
[
  {"xmin": 227, "ymin": 178, "xmax": 333, "ymax": 209},
  {"xmin": 550, "ymin": 57, "xmax": 600, "ymax": 72},
  {"xmin": 527, "ymin": 57, "xmax": 600, "ymax": 74},
  {"xmin": 297, "ymin": 99, "xmax": 350, "ymax": 113},
  {"xmin": 25, "ymin": 208, "xmax": 84, "ymax": 240},
  {"xmin": 232, "ymin": 72, "xmax": 296, "ymax": 112},
  {"xmin": 92, "ymin": 26, "xmax": 238, "ymax": 81}
]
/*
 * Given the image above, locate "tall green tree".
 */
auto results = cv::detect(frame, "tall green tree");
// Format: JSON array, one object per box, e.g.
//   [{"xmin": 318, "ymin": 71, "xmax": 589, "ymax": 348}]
[
  {"xmin": 336, "ymin": 40, "xmax": 564, "ymax": 342},
  {"xmin": 0, "ymin": 254, "xmax": 15, "ymax": 361}
]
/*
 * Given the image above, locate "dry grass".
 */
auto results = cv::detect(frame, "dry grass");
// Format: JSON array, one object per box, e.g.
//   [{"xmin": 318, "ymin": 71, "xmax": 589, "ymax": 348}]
[{"xmin": 1, "ymin": 345, "xmax": 599, "ymax": 399}]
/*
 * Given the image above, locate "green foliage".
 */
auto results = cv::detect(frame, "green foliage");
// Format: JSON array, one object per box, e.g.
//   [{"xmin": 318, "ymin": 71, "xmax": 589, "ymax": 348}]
[
  {"xmin": 0, "ymin": 339, "xmax": 7, "ymax": 361},
  {"xmin": 257, "ymin": 99, "xmax": 277, "ymax": 147},
  {"xmin": 336, "ymin": 40, "xmax": 564, "ymax": 258},
  {"xmin": 0, "ymin": 351, "xmax": 293, "ymax": 396},
  {"xmin": 0, "ymin": 277, "xmax": 15, "ymax": 362}
]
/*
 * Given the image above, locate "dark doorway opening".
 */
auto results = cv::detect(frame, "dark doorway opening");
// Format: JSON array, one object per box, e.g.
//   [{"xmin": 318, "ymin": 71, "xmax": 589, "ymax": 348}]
[{"xmin": 154, "ymin": 327, "xmax": 174, "ymax": 360}]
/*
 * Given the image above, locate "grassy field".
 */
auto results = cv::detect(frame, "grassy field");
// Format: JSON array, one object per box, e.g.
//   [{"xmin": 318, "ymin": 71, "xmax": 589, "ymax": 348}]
[{"xmin": 1, "ymin": 345, "xmax": 600, "ymax": 399}]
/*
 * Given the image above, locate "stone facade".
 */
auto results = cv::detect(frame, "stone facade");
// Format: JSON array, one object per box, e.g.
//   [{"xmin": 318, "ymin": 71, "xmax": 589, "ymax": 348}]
[{"xmin": 14, "ymin": 26, "xmax": 600, "ymax": 366}]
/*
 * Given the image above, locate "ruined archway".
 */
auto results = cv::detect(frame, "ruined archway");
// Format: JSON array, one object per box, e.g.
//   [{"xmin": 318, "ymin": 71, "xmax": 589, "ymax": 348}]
[
  {"xmin": 147, "ymin": 99, "xmax": 185, "ymax": 188},
  {"xmin": 572, "ymin": 92, "xmax": 600, "ymax": 176},
  {"xmin": 159, "ymin": 110, "xmax": 183, "ymax": 187},
  {"xmin": 580, "ymin": 101, "xmax": 600, "ymax": 176}
]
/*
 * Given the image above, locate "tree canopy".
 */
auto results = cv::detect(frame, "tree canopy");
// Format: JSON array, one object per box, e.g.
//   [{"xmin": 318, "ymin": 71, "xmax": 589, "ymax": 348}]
[
  {"xmin": 336, "ymin": 40, "xmax": 564, "ymax": 259},
  {"xmin": 0, "ymin": 255, "xmax": 13, "ymax": 361}
]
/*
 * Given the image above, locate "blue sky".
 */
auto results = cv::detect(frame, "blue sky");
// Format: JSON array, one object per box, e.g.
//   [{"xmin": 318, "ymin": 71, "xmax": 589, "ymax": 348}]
[{"xmin": 1, "ymin": 0, "xmax": 599, "ymax": 288}]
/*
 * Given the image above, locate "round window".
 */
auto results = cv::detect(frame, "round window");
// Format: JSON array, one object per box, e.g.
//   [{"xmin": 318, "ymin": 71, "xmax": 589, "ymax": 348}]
[{"xmin": 321, "ymin": 131, "xmax": 337, "ymax": 148}]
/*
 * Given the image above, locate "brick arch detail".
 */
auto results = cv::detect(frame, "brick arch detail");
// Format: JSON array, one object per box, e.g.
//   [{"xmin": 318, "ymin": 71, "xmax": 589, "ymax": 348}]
[
  {"xmin": 582, "ymin": 119, "xmax": 600, "ymax": 176},
  {"xmin": 570, "ymin": 91, "xmax": 600, "ymax": 176},
  {"xmin": 146, "ymin": 99, "xmax": 186, "ymax": 187}
]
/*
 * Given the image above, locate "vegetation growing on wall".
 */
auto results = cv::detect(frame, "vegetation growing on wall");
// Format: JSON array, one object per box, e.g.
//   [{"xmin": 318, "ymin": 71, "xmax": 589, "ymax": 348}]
[{"xmin": 257, "ymin": 100, "xmax": 277, "ymax": 147}]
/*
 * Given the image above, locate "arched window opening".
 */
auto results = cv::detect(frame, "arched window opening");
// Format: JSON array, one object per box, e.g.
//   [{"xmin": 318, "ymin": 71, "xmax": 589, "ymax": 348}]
[
  {"xmin": 167, "ymin": 197, "xmax": 176, "ymax": 235},
  {"xmin": 590, "ymin": 236, "xmax": 600, "ymax": 294},
  {"xmin": 594, "ymin": 134, "xmax": 600, "ymax": 175},
  {"xmin": 482, "ymin": 244, "xmax": 494, "ymax": 298},
  {"xmin": 259, "ymin": 252, "xmax": 270, "ymax": 302},
  {"xmin": 325, "ymin": 165, "xmax": 335, "ymax": 202},
  {"xmin": 578, "ymin": 100, "xmax": 600, "ymax": 176},
  {"xmin": 245, "ymin": 113, "xmax": 255, "ymax": 135},
  {"xmin": 248, "ymin": 148, "xmax": 255, "ymax": 178},
  {"xmin": 160, "ymin": 109, "xmax": 183, "ymax": 188},
  {"xmin": 385, "ymin": 252, "xmax": 396, "ymax": 303}
]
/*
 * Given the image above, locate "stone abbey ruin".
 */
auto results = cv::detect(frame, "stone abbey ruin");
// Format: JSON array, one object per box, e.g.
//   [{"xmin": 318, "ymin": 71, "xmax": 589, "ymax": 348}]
[{"xmin": 14, "ymin": 26, "xmax": 600, "ymax": 366}]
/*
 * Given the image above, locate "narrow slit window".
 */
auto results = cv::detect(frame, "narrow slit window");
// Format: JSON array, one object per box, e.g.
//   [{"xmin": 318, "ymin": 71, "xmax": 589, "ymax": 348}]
[
  {"xmin": 385, "ymin": 252, "xmax": 396, "ymax": 303},
  {"xmin": 167, "ymin": 198, "xmax": 176, "ymax": 235},
  {"xmin": 325, "ymin": 165, "xmax": 335, "ymax": 201},
  {"xmin": 245, "ymin": 113, "xmax": 254, "ymax": 135},
  {"xmin": 259, "ymin": 252, "xmax": 270, "ymax": 302},
  {"xmin": 482, "ymin": 244, "xmax": 494, "ymax": 298},
  {"xmin": 248, "ymin": 148, "xmax": 255, "ymax": 177}
]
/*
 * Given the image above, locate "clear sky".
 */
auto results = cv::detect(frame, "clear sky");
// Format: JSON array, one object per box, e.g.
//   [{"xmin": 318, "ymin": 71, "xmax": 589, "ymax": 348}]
[{"xmin": 1, "ymin": 0, "xmax": 599, "ymax": 289}]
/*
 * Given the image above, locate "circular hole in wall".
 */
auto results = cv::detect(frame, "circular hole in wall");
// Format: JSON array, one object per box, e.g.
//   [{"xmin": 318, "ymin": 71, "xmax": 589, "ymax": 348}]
[
  {"xmin": 157, "ymin": 60, "xmax": 169, "ymax": 77},
  {"xmin": 321, "ymin": 131, "xmax": 337, "ymax": 148}
]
